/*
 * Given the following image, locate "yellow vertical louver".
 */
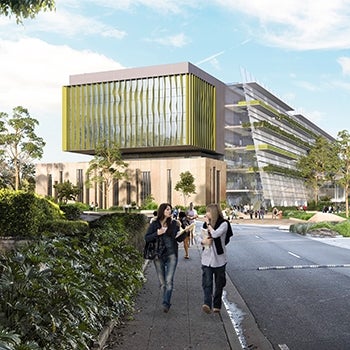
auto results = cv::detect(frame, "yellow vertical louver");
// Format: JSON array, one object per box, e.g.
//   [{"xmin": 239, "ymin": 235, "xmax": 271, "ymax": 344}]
[{"xmin": 62, "ymin": 73, "xmax": 216, "ymax": 153}]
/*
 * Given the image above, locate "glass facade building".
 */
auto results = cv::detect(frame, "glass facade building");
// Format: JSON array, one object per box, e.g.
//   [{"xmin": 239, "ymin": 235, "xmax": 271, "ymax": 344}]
[
  {"xmin": 62, "ymin": 63, "xmax": 224, "ymax": 158},
  {"xmin": 36, "ymin": 62, "xmax": 335, "ymax": 209},
  {"xmin": 224, "ymin": 82, "xmax": 334, "ymax": 208}
]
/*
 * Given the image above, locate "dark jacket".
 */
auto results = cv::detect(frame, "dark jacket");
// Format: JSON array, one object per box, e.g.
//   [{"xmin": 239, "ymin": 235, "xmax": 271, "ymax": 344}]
[{"xmin": 145, "ymin": 219, "xmax": 182, "ymax": 257}]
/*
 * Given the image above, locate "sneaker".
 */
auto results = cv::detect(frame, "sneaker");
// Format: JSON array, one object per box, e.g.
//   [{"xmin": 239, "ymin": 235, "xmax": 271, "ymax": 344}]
[
  {"xmin": 202, "ymin": 304, "xmax": 211, "ymax": 314},
  {"xmin": 213, "ymin": 308, "xmax": 221, "ymax": 313},
  {"xmin": 163, "ymin": 305, "xmax": 170, "ymax": 313}
]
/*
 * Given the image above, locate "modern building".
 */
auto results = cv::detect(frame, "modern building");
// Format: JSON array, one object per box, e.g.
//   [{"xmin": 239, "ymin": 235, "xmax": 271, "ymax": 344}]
[
  {"xmin": 35, "ymin": 62, "xmax": 335, "ymax": 209},
  {"xmin": 224, "ymin": 82, "xmax": 335, "ymax": 208}
]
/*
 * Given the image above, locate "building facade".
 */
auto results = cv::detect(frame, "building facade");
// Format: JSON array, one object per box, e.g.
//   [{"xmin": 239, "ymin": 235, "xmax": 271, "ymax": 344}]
[
  {"xmin": 37, "ymin": 63, "xmax": 227, "ymax": 208},
  {"xmin": 224, "ymin": 82, "xmax": 334, "ymax": 208},
  {"xmin": 35, "ymin": 62, "xmax": 335, "ymax": 209}
]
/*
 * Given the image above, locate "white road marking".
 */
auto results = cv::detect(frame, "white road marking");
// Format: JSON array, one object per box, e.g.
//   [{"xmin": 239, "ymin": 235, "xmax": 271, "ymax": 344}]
[
  {"xmin": 278, "ymin": 345, "xmax": 290, "ymax": 350},
  {"xmin": 258, "ymin": 263, "xmax": 350, "ymax": 271},
  {"xmin": 288, "ymin": 251, "xmax": 301, "ymax": 258}
]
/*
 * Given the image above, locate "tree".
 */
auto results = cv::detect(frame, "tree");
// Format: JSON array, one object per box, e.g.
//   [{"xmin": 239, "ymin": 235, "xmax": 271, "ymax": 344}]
[
  {"xmin": 174, "ymin": 171, "xmax": 196, "ymax": 207},
  {"xmin": 296, "ymin": 136, "xmax": 340, "ymax": 205},
  {"xmin": 335, "ymin": 130, "xmax": 350, "ymax": 218},
  {"xmin": 0, "ymin": 0, "xmax": 55, "ymax": 23},
  {"xmin": 54, "ymin": 180, "xmax": 81, "ymax": 204},
  {"xmin": 85, "ymin": 141, "xmax": 128, "ymax": 209},
  {"xmin": 0, "ymin": 106, "xmax": 45, "ymax": 190}
]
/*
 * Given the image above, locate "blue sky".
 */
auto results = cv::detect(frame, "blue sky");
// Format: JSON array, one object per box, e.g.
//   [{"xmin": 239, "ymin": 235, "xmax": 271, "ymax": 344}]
[{"xmin": 1, "ymin": 0, "xmax": 349, "ymax": 162}]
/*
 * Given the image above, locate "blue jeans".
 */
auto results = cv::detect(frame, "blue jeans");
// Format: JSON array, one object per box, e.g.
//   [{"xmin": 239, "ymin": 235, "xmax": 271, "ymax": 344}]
[
  {"xmin": 154, "ymin": 253, "xmax": 178, "ymax": 308},
  {"xmin": 202, "ymin": 264, "xmax": 226, "ymax": 309}
]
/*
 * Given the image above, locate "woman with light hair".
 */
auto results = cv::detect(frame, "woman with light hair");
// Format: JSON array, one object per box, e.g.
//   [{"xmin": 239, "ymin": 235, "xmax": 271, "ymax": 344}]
[{"xmin": 200, "ymin": 203, "xmax": 233, "ymax": 314}]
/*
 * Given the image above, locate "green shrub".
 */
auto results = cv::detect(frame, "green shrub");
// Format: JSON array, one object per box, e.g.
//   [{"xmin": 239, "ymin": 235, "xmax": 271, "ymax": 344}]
[
  {"xmin": 89, "ymin": 213, "xmax": 148, "ymax": 252},
  {"xmin": 196, "ymin": 205, "xmax": 207, "ymax": 215},
  {"xmin": 0, "ymin": 190, "xmax": 63, "ymax": 238},
  {"xmin": 289, "ymin": 220, "xmax": 350, "ymax": 237},
  {"xmin": 0, "ymin": 214, "xmax": 145, "ymax": 349},
  {"xmin": 59, "ymin": 203, "xmax": 83, "ymax": 220},
  {"xmin": 333, "ymin": 221, "xmax": 350, "ymax": 236},
  {"xmin": 284, "ymin": 210, "xmax": 313, "ymax": 221},
  {"xmin": 108, "ymin": 205, "xmax": 124, "ymax": 211},
  {"xmin": 40, "ymin": 219, "xmax": 89, "ymax": 237},
  {"xmin": 289, "ymin": 223, "xmax": 312, "ymax": 234},
  {"xmin": 140, "ymin": 194, "xmax": 158, "ymax": 210}
]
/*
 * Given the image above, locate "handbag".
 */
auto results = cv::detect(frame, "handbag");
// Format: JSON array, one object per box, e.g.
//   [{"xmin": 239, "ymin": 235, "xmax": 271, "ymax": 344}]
[{"xmin": 143, "ymin": 237, "xmax": 166, "ymax": 260}]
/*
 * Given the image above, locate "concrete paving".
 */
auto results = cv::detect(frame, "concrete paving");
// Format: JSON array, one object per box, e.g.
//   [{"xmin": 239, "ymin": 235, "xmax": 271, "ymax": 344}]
[
  {"xmin": 104, "ymin": 244, "xmax": 257, "ymax": 350},
  {"xmin": 103, "ymin": 219, "xmax": 350, "ymax": 350}
]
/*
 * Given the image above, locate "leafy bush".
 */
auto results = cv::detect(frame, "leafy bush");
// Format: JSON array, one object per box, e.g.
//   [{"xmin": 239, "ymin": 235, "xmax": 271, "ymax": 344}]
[
  {"xmin": 108, "ymin": 205, "xmax": 124, "ymax": 211},
  {"xmin": 0, "ymin": 190, "xmax": 63, "ymax": 238},
  {"xmin": 289, "ymin": 223, "xmax": 312, "ymax": 235},
  {"xmin": 333, "ymin": 221, "xmax": 350, "ymax": 236},
  {"xmin": 290, "ymin": 220, "xmax": 350, "ymax": 237},
  {"xmin": 140, "ymin": 194, "xmax": 158, "ymax": 210},
  {"xmin": 0, "ymin": 214, "xmax": 145, "ymax": 349},
  {"xmin": 40, "ymin": 219, "xmax": 89, "ymax": 237},
  {"xmin": 283, "ymin": 210, "xmax": 313, "ymax": 221},
  {"xmin": 59, "ymin": 203, "xmax": 83, "ymax": 220},
  {"xmin": 89, "ymin": 213, "xmax": 148, "ymax": 253},
  {"xmin": 196, "ymin": 205, "xmax": 207, "ymax": 215}
]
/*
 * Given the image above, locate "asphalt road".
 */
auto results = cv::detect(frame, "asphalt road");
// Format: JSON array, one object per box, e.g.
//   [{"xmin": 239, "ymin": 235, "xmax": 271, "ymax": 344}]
[{"xmin": 226, "ymin": 224, "xmax": 350, "ymax": 350}]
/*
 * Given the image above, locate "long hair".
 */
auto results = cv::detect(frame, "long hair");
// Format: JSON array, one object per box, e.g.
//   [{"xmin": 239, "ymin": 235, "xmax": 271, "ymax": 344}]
[
  {"xmin": 206, "ymin": 203, "xmax": 224, "ymax": 228},
  {"xmin": 157, "ymin": 202, "xmax": 172, "ymax": 226}
]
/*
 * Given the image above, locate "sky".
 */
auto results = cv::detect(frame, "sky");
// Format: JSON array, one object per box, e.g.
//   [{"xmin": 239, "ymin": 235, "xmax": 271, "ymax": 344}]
[{"xmin": 1, "ymin": 0, "xmax": 350, "ymax": 163}]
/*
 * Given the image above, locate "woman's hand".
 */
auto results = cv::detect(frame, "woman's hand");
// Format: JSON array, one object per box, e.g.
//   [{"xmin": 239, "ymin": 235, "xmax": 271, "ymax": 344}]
[
  {"xmin": 202, "ymin": 236, "xmax": 213, "ymax": 246},
  {"xmin": 157, "ymin": 226, "xmax": 167, "ymax": 236},
  {"xmin": 207, "ymin": 224, "xmax": 214, "ymax": 234}
]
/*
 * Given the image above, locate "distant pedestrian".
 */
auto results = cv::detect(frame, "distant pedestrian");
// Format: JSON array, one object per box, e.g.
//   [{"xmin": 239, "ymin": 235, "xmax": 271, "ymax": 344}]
[
  {"xmin": 178, "ymin": 211, "xmax": 191, "ymax": 259},
  {"xmin": 272, "ymin": 207, "xmax": 278, "ymax": 219},
  {"xmin": 200, "ymin": 203, "xmax": 233, "ymax": 314},
  {"xmin": 186, "ymin": 202, "xmax": 198, "ymax": 245}
]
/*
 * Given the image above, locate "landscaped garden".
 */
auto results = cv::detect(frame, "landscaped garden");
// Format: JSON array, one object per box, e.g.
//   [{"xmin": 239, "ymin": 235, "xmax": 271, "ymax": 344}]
[{"xmin": 0, "ymin": 189, "xmax": 147, "ymax": 350}]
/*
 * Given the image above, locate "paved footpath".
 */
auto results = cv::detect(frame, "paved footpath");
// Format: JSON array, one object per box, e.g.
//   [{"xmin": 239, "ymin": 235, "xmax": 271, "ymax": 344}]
[
  {"xmin": 104, "ymin": 244, "xmax": 247, "ymax": 350},
  {"xmin": 103, "ymin": 220, "xmax": 350, "ymax": 350}
]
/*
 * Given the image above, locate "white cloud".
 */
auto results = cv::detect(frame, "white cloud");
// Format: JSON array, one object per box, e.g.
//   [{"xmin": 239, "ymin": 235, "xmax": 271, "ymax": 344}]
[
  {"xmin": 148, "ymin": 32, "xmax": 190, "ymax": 48},
  {"xmin": 215, "ymin": 0, "xmax": 350, "ymax": 50},
  {"xmin": 84, "ymin": 0, "xmax": 201, "ymax": 14},
  {"xmin": 0, "ymin": 2, "xmax": 127, "ymax": 40},
  {"xmin": 331, "ymin": 79, "xmax": 350, "ymax": 92},
  {"xmin": 0, "ymin": 37, "xmax": 124, "ymax": 162},
  {"xmin": 338, "ymin": 56, "xmax": 350, "ymax": 76},
  {"xmin": 53, "ymin": 0, "xmax": 350, "ymax": 51},
  {"xmin": 196, "ymin": 50, "xmax": 225, "ymax": 66},
  {"xmin": 293, "ymin": 80, "xmax": 321, "ymax": 92}
]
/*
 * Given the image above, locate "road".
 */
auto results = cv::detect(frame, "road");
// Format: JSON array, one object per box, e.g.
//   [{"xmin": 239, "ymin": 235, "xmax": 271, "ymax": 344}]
[{"xmin": 226, "ymin": 224, "xmax": 350, "ymax": 350}]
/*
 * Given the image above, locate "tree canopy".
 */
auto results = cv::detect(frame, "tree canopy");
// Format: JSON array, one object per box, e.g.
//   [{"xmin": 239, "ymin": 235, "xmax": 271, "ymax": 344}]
[
  {"xmin": 0, "ymin": 0, "xmax": 55, "ymax": 23},
  {"xmin": 174, "ymin": 171, "xmax": 196, "ymax": 207},
  {"xmin": 54, "ymin": 180, "xmax": 81, "ymax": 204},
  {"xmin": 296, "ymin": 136, "xmax": 340, "ymax": 205},
  {"xmin": 335, "ymin": 130, "xmax": 350, "ymax": 218},
  {"xmin": 0, "ymin": 106, "xmax": 45, "ymax": 190},
  {"xmin": 85, "ymin": 141, "xmax": 128, "ymax": 209}
]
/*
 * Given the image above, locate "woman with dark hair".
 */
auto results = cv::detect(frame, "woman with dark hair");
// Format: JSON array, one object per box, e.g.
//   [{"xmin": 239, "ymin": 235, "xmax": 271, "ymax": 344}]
[
  {"xmin": 200, "ymin": 203, "xmax": 233, "ymax": 314},
  {"xmin": 145, "ymin": 203, "xmax": 184, "ymax": 313}
]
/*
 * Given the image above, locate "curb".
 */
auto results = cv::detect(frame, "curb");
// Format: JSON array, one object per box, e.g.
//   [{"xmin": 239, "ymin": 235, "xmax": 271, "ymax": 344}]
[
  {"xmin": 91, "ymin": 260, "xmax": 150, "ymax": 350},
  {"xmin": 224, "ymin": 272, "xmax": 274, "ymax": 350}
]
